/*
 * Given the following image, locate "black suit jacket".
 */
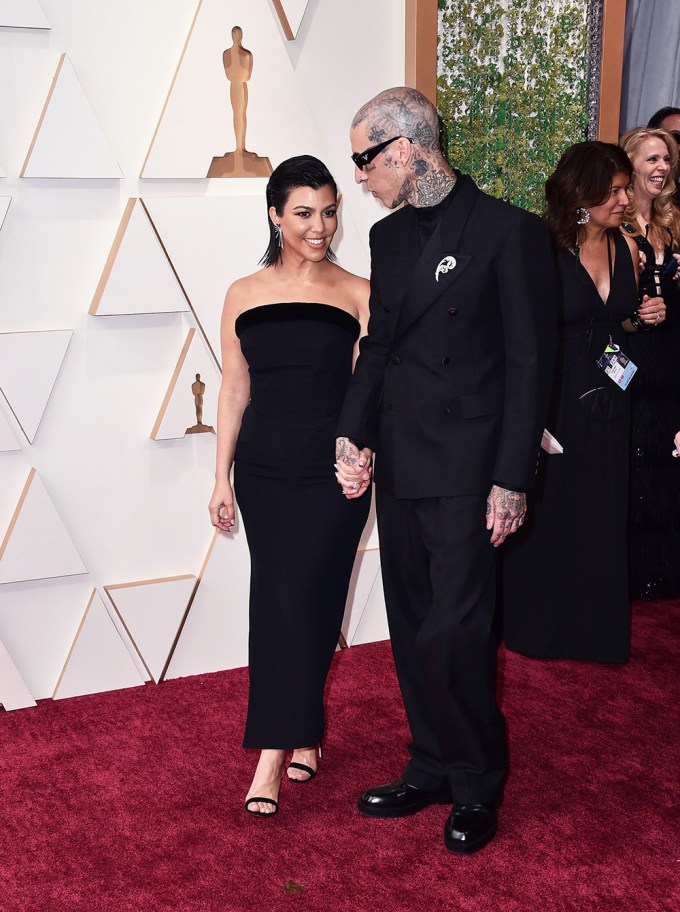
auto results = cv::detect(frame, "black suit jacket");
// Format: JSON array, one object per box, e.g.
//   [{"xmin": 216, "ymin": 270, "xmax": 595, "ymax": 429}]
[{"xmin": 338, "ymin": 174, "xmax": 556, "ymax": 499}]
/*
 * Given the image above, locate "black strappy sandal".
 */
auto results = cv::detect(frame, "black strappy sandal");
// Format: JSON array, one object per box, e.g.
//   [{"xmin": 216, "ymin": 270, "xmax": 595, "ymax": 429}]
[{"xmin": 244, "ymin": 796, "xmax": 279, "ymax": 816}]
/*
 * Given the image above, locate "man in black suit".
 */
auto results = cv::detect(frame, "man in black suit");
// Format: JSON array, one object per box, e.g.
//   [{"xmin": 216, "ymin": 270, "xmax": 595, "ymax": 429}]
[{"xmin": 336, "ymin": 87, "xmax": 556, "ymax": 854}]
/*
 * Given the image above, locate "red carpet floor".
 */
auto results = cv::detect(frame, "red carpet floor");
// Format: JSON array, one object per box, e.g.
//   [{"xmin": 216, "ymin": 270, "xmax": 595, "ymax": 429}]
[{"xmin": 2, "ymin": 601, "xmax": 679, "ymax": 912}]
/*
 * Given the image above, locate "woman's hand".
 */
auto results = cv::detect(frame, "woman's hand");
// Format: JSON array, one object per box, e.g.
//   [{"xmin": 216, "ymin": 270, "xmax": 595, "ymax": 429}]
[
  {"xmin": 209, "ymin": 480, "xmax": 236, "ymax": 531},
  {"xmin": 673, "ymin": 253, "xmax": 680, "ymax": 282},
  {"xmin": 335, "ymin": 437, "xmax": 372, "ymax": 498},
  {"xmin": 636, "ymin": 294, "xmax": 666, "ymax": 327},
  {"xmin": 673, "ymin": 431, "xmax": 680, "ymax": 457}
]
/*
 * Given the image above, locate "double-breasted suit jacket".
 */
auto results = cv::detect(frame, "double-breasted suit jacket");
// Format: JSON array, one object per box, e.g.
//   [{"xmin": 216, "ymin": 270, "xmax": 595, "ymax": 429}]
[{"xmin": 338, "ymin": 174, "xmax": 556, "ymax": 498}]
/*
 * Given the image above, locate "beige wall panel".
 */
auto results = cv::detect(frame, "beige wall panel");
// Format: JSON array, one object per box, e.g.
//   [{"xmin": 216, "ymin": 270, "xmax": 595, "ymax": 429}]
[
  {"xmin": 350, "ymin": 568, "xmax": 389, "ymax": 646},
  {"xmin": 90, "ymin": 199, "xmax": 190, "ymax": 316},
  {"xmin": 341, "ymin": 548, "xmax": 382, "ymax": 647},
  {"xmin": 0, "ymin": 408, "xmax": 20, "ymax": 452},
  {"xmin": 53, "ymin": 589, "xmax": 145, "ymax": 700},
  {"xmin": 141, "ymin": 0, "xmax": 325, "ymax": 177},
  {"xmin": 0, "ymin": 469, "xmax": 88, "ymax": 584},
  {"xmin": 105, "ymin": 575, "xmax": 197, "ymax": 682},
  {"xmin": 0, "ymin": 638, "xmax": 36, "ymax": 710},
  {"xmin": 151, "ymin": 327, "xmax": 220, "ymax": 440},
  {"xmin": 0, "ymin": 577, "xmax": 92, "ymax": 699},
  {"xmin": 0, "ymin": 0, "xmax": 49, "ymax": 29},
  {"xmin": 165, "ymin": 530, "xmax": 250, "ymax": 678},
  {"xmin": 0, "ymin": 329, "xmax": 72, "ymax": 443},
  {"xmin": 0, "ymin": 196, "xmax": 10, "ymax": 231},
  {"xmin": 270, "ymin": 0, "xmax": 309, "ymax": 40},
  {"xmin": 21, "ymin": 54, "xmax": 122, "ymax": 179}
]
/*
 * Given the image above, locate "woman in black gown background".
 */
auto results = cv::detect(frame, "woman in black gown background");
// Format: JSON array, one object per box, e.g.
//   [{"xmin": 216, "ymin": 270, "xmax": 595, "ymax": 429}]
[
  {"xmin": 503, "ymin": 142, "xmax": 665, "ymax": 663},
  {"xmin": 209, "ymin": 157, "xmax": 371, "ymax": 815},
  {"xmin": 619, "ymin": 127, "xmax": 680, "ymax": 600}
]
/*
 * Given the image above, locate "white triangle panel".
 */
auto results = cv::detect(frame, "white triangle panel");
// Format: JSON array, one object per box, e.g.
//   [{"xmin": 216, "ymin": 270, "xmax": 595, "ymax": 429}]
[
  {"xmin": 0, "ymin": 1, "xmax": 50, "ymax": 28},
  {"xmin": 272, "ymin": 0, "xmax": 309, "ymax": 40},
  {"xmin": 53, "ymin": 590, "xmax": 145, "ymax": 699},
  {"xmin": 0, "ymin": 578, "xmax": 92, "ymax": 699},
  {"xmin": 341, "ymin": 549, "xmax": 382, "ymax": 646},
  {"xmin": 105, "ymin": 576, "xmax": 196, "ymax": 682},
  {"xmin": 151, "ymin": 328, "xmax": 220, "ymax": 440},
  {"xmin": 0, "ymin": 197, "xmax": 10, "ymax": 231},
  {"xmin": 0, "ymin": 469, "xmax": 88, "ymax": 584},
  {"xmin": 90, "ymin": 199, "xmax": 190, "ymax": 316},
  {"xmin": 0, "ymin": 163, "xmax": 5, "ymax": 177},
  {"xmin": 0, "ymin": 329, "xmax": 72, "ymax": 443},
  {"xmin": 0, "ymin": 639, "xmax": 36, "ymax": 711},
  {"xmin": 21, "ymin": 54, "xmax": 122, "ymax": 179},
  {"xmin": 165, "ymin": 530, "xmax": 250, "ymax": 679},
  {"xmin": 141, "ymin": 0, "xmax": 324, "ymax": 177},
  {"xmin": 0, "ymin": 409, "xmax": 20, "ymax": 452},
  {"xmin": 350, "ymin": 566, "xmax": 389, "ymax": 646},
  {"xmin": 144, "ymin": 195, "xmax": 268, "ymax": 362}
]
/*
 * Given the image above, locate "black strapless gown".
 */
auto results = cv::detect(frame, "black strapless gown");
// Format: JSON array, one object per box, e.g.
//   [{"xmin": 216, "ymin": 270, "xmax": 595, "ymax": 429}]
[{"xmin": 234, "ymin": 303, "xmax": 371, "ymax": 748}]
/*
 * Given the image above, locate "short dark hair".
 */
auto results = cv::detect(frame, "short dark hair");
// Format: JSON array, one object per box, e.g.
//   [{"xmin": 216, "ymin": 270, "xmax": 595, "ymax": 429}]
[
  {"xmin": 647, "ymin": 106, "xmax": 680, "ymax": 128},
  {"xmin": 544, "ymin": 141, "xmax": 632, "ymax": 250},
  {"xmin": 259, "ymin": 155, "xmax": 338, "ymax": 267}
]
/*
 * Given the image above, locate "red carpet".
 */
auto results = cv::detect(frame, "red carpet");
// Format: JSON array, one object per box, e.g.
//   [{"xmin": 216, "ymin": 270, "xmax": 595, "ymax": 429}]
[{"xmin": 1, "ymin": 602, "xmax": 679, "ymax": 912}]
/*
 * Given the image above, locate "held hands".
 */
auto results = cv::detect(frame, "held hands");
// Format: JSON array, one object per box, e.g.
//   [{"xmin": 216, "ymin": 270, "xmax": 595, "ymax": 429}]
[
  {"xmin": 335, "ymin": 437, "xmax": 372, "ymax": 498},
  {"xmin": 209, "ymin": 479, "xmax": 236, "ymax": 532},
  {"xmin": 486, "ymin": 485, "xmax": 527, "ymax": 547}
]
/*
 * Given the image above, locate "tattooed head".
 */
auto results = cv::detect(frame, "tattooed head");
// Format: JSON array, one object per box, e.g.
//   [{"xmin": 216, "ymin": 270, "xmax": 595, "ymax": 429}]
[
  {"xmin": 352, "ymin": 87, "xmax": 441, "ymax": 155},
  {"xmin": 351, "ymin": 88, "xmax": 455, "ymax": 209}
]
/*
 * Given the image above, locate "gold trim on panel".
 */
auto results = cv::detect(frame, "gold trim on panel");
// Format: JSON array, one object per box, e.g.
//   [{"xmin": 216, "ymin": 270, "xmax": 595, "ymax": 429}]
[
  {"xmin": 20, "ymin": 53, "xmax": 65, "ymax": 177},
  {"xmin": 104, "ymin": 575, "xmax": 197, "ymax": 683},
  {"xmin": 150, "ymin": 327, "xmax": 196, "ymax": 439},
  {"xmin": 158, "ymin": 531, "xmax": 217, "ymax": 682},
  {"xmin": 140, "ymin": 0, "xmax": 204, "ymax": 177},
  {"xmin": 270, "ymin": 0, "xmax": 295, "ymax": 41},
  {"xmin": 140, "ymin": 199, "xmax": 219, "ymax": 366},
  {"xmin": 89, "ymin": 198, "xmax": 137, "ymax": 315},
  {"xmin": 598, "ymin": 0, "xmax": 627, "ymax": 142},
  {"xmin": 405, "ymin": 0, "xmax": 438, "ymax": 103},
  {"xmin": 0, "ymin": 468, "xmax": 35, "ymax": 563},
  {"xmin": 51, "ymin": 587, "xmax": 96, "ymax": 699}
]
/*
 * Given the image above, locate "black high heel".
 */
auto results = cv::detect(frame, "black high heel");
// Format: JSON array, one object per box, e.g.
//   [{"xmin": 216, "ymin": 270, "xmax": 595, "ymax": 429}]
[
  {"xmin": 286, "ymin": 745, "xmax": 321, "ymax": 783},
  {"xmin": 244, "ymin": 796, "xmax": 279, "ymax": 816}
]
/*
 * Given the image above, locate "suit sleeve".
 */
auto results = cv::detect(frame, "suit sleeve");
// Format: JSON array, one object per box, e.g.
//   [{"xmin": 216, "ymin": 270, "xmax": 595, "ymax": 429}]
[
  {"xmin": 336, "ymin": 225, "xmax": 392, "ymax": 451},
  {"xmin": 491, "ymin": 212, "xmax": 557, "ymax": 490}
]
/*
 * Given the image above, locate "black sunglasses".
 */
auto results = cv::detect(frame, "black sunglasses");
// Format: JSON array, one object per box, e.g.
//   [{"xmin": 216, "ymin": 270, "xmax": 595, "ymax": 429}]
[{"xmin": 351, "ymin": 135, "xmax": 414, "ymax": 171}]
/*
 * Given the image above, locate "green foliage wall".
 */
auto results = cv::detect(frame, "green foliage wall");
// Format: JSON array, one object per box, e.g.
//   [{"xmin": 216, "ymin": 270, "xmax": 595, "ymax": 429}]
[{"xmin": 437, "ymin": 0, "xmax": 592, "ymax": 212}]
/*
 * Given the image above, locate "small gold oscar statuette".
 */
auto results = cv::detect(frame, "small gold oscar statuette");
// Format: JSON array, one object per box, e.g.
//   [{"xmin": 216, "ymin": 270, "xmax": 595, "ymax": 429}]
[
  {"xmin": 207, "ymin": 26, "xmax": 272, "ymax": 178},
  {"xmin": 186, "ymin": 373, "xmax": 215, "ymax": 435}
]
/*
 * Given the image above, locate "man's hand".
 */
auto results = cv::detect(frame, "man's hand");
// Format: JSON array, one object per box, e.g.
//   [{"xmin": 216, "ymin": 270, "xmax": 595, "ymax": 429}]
[
  {"xmin": 335, "ymin": 437, "xmax": 372, "ymax": 499},
  {"xmin": 486, "ymin": 485, "xmax": 526, "ymax": 547}
]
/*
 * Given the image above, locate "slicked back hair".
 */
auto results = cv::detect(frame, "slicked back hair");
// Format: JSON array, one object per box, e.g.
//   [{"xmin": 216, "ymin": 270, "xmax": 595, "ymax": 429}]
[{"xmin": 260, "ymin": 155, "xmax": 338, "ymax": 268}]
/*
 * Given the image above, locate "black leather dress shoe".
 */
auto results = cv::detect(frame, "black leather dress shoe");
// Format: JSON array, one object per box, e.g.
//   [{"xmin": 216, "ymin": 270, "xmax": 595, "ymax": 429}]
[
  {"xmin": 444, "ymin": 802, "xmax": 498, "ymax": 854},
  {"xmin": 358, "ymin": 778, "xmax": 451, "ymax": 818}
]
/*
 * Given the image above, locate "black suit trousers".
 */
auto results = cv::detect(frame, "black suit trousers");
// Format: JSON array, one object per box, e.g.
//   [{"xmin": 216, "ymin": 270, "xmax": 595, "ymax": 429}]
[{"xmin": 376, "ymin": 484, "xmax": 507, "ymax": 804}]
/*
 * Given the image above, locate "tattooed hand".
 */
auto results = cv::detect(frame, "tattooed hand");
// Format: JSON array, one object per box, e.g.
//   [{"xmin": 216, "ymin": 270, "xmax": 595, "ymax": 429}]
[
  {"xmin": 335, "ymin": 437, "xmax": 372, "ymax": 499},
  {"xmin": 486, "ymin": 485, "xmax": 526, "ymax": 547}
]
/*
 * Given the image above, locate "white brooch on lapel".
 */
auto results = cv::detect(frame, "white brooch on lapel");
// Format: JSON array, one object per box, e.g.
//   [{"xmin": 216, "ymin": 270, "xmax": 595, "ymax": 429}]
[{"xmin": 435, "ymin": 256, "xmax": 457, "ymax": 282}]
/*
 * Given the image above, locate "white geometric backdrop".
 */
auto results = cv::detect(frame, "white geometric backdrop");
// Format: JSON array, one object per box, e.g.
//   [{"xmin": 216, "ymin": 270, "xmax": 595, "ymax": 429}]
[{"xmin": 0, "ymin": 0, "xmax": 404, "ymax": 710}]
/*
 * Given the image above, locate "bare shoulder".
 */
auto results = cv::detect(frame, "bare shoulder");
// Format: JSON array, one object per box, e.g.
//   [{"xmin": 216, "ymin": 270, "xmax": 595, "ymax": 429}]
[
  {"xmin": 331, "ymin": 264, "xmax": 370, "ymax": 299},
  {"xmin": 224, "ymin": 268, "xmax": 270, "ymax": 313}
]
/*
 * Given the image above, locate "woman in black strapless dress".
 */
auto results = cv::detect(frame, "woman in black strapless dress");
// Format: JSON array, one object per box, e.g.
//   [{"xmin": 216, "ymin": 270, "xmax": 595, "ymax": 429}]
[{"xmin": 208, "ymin": 157, "xmax": 371, "ymax": 816}]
